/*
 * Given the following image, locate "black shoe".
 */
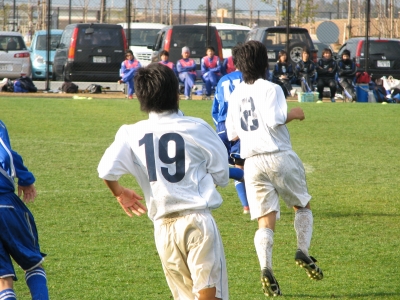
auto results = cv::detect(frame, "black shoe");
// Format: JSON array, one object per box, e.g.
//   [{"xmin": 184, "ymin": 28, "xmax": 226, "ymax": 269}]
[
  {"xmin": 261, "ymin": 268, "xmax": 282, "ymax": 297},
  {"xmin": 295, "ymin": 249, "xmax": 323, "ymax": 280}
]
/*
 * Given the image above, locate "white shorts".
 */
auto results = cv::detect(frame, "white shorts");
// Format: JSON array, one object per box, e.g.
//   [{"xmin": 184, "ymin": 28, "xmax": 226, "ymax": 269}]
[
  {"xmin": 154, "ymin": 210, "xmax": 229, "ymax": 300},
  {"xmin": 244, "ymin": 150, "xmax": 311, "ymax": 220}
]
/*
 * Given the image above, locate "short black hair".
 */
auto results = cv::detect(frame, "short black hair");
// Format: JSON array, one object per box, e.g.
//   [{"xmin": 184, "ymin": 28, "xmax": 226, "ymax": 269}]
[
  {"xmin": 235, "ymin": 40, "xmax": 268, "ymax": 84},
  {"xmin": 206, "ymin": 46, "xmax": 215, "ymax": 52},
  {"xmin": 342, "ymin": 49, "xmax": 351, "ymax": 57},
  {"xmin": 322, "ymin": 48, "xmax": 332, "ymax": 56},
  {"xmin": 134, "ymin": 63, "xmax": 179, "ymax": 113},
  {"xmin": 160, "ymin": 50, "xmax": 169, "ymax": 57},
  {"xmin": 302, "ymin": 47, "xmax": 310, "ymax": 56}
]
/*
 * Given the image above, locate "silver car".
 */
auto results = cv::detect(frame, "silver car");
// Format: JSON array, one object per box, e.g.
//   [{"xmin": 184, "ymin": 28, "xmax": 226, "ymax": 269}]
[{"xmin": 0, "ymin": 31, "xmax": 32, "ymax": 79}]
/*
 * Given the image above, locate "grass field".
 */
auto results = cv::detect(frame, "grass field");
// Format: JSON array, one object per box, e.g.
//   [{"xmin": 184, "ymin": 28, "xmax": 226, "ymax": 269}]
[{"xmin": 2, "ymin": 96, "xmax": 400, "ymax": 299}]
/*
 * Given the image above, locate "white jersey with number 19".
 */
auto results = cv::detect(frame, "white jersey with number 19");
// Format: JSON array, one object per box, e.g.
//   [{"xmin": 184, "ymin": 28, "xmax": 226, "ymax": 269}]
[{"xmin": 98, "ymin": 110, "xmax": 229, "ymax": 221}]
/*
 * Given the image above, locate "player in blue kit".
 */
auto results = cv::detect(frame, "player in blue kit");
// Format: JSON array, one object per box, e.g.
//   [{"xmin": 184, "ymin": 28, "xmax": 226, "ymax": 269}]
[
  {"xmin": 211, "ymin": 44, "xmax": 249, "ymax": 214},
  {"xmin": 0, "ymin": 120, "xmax": 49, "ymax": 300},
  {"xmin": 98, "ymin": 63, "xmax": 229, "ymax": 300}
]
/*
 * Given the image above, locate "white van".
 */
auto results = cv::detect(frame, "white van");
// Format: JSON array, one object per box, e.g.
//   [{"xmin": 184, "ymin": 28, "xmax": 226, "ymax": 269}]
[
  {"xmin": 195, "ymin": 23, "xmax": 250, "ymax": 58},
  {"xmin": 118, "ymin": 22, "xmax": 165, "ymax": 66}
]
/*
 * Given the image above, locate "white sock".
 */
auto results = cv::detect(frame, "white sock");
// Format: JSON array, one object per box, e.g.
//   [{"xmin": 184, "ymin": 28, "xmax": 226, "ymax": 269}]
[
  {"xmin": 254, "ymin": 228, "xmax": 274, "ymax": 270},
  {"xmin": 294, "ymin": 208, "xmax": 313, "ymax": 256}
]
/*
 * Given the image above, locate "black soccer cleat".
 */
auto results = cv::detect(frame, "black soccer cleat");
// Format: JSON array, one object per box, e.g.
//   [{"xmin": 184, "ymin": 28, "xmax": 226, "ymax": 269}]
[
  {"xmin": 261, "ymin": 268, "xmax": 282, "ymax": 297},
  {"xmin": 295, "ymin": 249, "xmax": 324, "ymax": 280}
]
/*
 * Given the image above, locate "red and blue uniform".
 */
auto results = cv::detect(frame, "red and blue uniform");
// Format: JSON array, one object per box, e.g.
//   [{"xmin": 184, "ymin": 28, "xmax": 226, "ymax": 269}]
[
  {"xmin": 120, "ymin": 59, "xmax": 142, "ymax": 96},
  {"xmin": 159, "ymin": 60, "xmax": 178, "ymax": 77},
  {"xmin": 201, "ymin": 55, "xmax": 221, "ymax": 96},
  {"xmin": 176, "ymin": 58, "xmax": 197, "ymax": 98}
]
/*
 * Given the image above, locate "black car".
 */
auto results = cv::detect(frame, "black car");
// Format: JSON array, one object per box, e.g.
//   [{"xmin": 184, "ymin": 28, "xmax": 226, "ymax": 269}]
[
  {"xmin": 148, "ymin": 25, "xmax": 223, "ymax": 78},
  {"xmin": 337, "ymin": 37, "xmax": 400, "ymax": 79},
  {"xmin": 53, "ymin": 23, "xmax": 127, "ymax": 82},
  {"xmin": 245, "ymin": 26, "xmax": 318, "ymax": 69}
]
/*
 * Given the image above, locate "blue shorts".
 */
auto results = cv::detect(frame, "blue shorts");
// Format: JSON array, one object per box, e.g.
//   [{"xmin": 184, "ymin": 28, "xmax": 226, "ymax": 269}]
[
  {"xmin": 216, "ymin": 122, "xmax": 242, "ymax": 164},
  {"xmin": 0, "ymin": 192, "xmax": 46, "ymax": 280}
]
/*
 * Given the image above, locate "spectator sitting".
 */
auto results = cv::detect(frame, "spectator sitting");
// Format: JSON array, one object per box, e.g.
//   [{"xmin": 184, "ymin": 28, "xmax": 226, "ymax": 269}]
[
  {"xmin": 295, "ymin": 47, "xmax": 316, "ymax": 93},
  {"xmin": 272, "ymin": 50, "xmax": 296, "ymax": 98},
  {"xmin": 118, "ymin": 50, "xmax": 142, "ymax": 99},
  {"xmin": 201, "ymin": 46, "xmax": 222, "ymax": 99},
  {"xmin": 159, "ymin": 50, "xmax": 178, "ymax": 77},
  {"xmin": 176, "ymin": 46, "xmax": 197, "ymax": 100},
  {"xmin": 316, "ymin": 48, "xmax": 338, "ymax": 102},
  {"xmin": 337, "ymin": 49, "xmax": 357, "ymax": 101}
]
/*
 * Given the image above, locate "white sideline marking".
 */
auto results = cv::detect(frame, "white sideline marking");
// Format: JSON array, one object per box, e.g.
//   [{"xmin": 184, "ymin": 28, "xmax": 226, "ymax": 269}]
[{"xmin": 303, "ymin": 163, "xmax": 314, "ymax": 174}]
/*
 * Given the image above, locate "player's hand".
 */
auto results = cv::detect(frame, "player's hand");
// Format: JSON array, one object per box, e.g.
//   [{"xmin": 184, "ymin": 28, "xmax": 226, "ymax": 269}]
[
  {"xmin": 289, "ymin": 107, "xmax": 305, "ymax": 121},
  {"xmin": 116, "ymin": 188, "xmax": 147, "ymax": 217},
  {"xmin": 18, "ymin": 184, "xmax": 37, "ymax": 203}
]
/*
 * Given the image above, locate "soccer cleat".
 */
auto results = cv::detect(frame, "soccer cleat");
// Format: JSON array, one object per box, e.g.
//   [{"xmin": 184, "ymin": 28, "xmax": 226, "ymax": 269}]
[
  {"xmin": 243, "ymin": 206, "xmax": 250, "ymax": 214},
  {"xmin": 330, "ymin": 98, "xmax": 336, "ymax": 102},
  {"xmin": 295, "ymin": 249, "xmax": 323, "ymax": 280},
  {"xmin": 261, "ymin": 268, "xmax": 282, "ymax": 297}
]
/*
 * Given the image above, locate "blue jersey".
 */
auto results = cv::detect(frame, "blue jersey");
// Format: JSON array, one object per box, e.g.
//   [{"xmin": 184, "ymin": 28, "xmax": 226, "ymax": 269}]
[
  {"xmin": 211, "ymin": 71, "xmax": 243, "ymax": 125},
  {"xmin": 0, "ymin": 120, "xmax": 35, "ymax": 193}
]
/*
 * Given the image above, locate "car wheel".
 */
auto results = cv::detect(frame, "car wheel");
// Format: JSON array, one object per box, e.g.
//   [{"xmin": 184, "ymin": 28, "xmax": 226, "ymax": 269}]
[{"xmin": 289, "ymin": 42, "xmax": 306, "ymax": 65}]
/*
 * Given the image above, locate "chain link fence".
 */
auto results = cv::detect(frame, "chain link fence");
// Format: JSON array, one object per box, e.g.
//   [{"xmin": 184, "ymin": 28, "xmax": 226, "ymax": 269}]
[
  {"xmin": 1, "ymin": 0, "xmax": 399, "ymax": 46},
  {"xmin": 0, "ymin": 0, "xmax": 399, "ymax": 88}
]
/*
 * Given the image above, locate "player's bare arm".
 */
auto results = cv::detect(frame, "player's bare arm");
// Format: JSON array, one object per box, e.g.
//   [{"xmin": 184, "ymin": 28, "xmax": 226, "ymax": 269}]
[
  {"xmin": 286, "ymin": 107, "xmax": 305, "ymax": 123},
  {"xmin": 103, "ymin": 179, "xmax": 147, "ymax": 217}
]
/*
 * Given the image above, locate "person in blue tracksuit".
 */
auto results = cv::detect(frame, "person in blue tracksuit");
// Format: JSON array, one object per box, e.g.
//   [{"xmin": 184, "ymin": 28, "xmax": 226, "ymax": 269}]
[
  {"xmin": 211, "ymin": 44, "xmax": 249, "ymax": 214},
  {"xmin": 0, "ymin": 120, "xmax": 49, "ymax": 300}
]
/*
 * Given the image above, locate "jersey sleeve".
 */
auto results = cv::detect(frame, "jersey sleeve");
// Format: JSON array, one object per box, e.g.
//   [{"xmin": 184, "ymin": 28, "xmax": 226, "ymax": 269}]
[
  {"xmin": 98, "ymin": 125, "xmax": 138, "ymax": 181},
  {"xmin": 263, "ymin": 84, "xmax": 288, "ymax": 128}
]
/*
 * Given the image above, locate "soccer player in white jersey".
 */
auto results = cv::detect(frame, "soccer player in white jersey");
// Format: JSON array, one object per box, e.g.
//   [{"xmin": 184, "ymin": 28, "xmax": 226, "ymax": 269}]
[
  {"xmin": 211, "ymin": 44, "xmax": 249, "ymax": 215},
  {"xmin": 98, "ymin": 63, "xmax": 230, "ymax": 300},
  {"xmin": 225, "ymin": 41, "xmax": 323, "ymax": 297}
]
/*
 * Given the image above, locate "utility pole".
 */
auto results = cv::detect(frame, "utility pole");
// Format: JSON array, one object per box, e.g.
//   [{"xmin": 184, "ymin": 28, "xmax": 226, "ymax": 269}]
[
  {"xmin": 13, "ymin": 0, "xmax": 16, "ymax": 31},
  {"xmin": 365, "ymin": 0, "xmax": 370, "ymax": 74}
]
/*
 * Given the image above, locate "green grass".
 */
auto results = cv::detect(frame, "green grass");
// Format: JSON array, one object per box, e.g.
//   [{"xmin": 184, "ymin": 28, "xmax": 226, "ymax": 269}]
[{"xmin": 2, "ymin": 96, "xmax": 400, "ymax": 299}]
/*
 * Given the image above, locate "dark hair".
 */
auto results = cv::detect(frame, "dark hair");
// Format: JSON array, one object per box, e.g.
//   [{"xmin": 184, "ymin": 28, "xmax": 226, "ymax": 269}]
[
  {"xmin": 160, "ymin": 50, "xmax": 169, "ymax": 57},
  {"xmin": 302, "ymin": 47, "xmax": 310, "ymax": 56},
  {"xmin": 134, "ymin": 63, "xmax": 179, "ymax": 113},
  {"xmin": 125, "ymin": 49, "xmax": 134, "ymax": 57},
  {"xmin": 342, "ymin": 49, "xmax": 351, "ymax": 57},
  {"xmin": 278, "ymin": 50, "xmax": 287, "ymax": 61},
  {"xmin": 322, "ymin": 48, "xmax": 332, "ymax": 56},
  {"xmin": 231, "ymin": 43, "xmax": 242, "ymax": 66},
  {"xmin": 206, "ymin": 46, "xmax": 215, "ymax": 52},
  {"xmin": 235, "ymin": 40, "xmax": 268, "ymax": 84}
]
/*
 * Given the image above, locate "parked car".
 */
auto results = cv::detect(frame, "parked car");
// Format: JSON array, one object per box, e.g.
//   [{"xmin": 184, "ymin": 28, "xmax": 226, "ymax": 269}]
[
  {"xmin": 29, "ymin": 29, "xmax": 63, "ymax": 80},
  {"xmin": 245, "ymin": 26, "xmax": 318, "ymax": 69},
  {"xmin": 337, "ymin": 37, "xmax": 400, "ymax": 79},
  {"xmin": 148, "ymin": 25, "xmax": 223, "ymax": 78},
  {"xmin": 0, "ymin": 31, "xmax": 31, "ymax": 79},
  {"xmin": 118, "ymin": 22, "xmax": 165, "ymax": 66},
  {"xmin": 195, "ymin": 23, "xmax": 250, "ymax": 58},
  {"xmin": 53, "ymin": 23, "xmax": 127, "ymax": 82}
]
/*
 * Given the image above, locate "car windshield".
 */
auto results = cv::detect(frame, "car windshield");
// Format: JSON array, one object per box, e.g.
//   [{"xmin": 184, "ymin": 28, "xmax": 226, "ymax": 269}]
[
  {"xmin": 219, "ymin": 29, "xmax": 248, "ymax": 48},
  {"xmin": 125, "ymin": 29, "xmax": 160, "ymax": 46},
  {"xmin": 0, "ymin": 36, "xmax": 26, "ymax": 51},
  {"xmin": 171, "ymin": 27, "xmax": 216, "ymax": 49},
  {"xmin": 36, "ymin": 34, "xmax": 62, "ymax": 50},
  {"xmin": 264, "ymin": 31, "xmax": 313, "ymax": 49},
  {"xmin": 77, "ymin": 27, "xmax": 123, "ymax": 48},
  {"xmin": 361, "ymin": 41, "xmax": 400, "ymax": 56}
]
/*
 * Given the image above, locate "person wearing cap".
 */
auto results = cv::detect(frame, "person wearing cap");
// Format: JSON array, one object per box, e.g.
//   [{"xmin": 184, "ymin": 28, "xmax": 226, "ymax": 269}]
[
  {"xmin": 336, "ymin": 49, "xmax": 357, "ymax": 101},
  {"xmin": 176, "ymin": 46, "xmax": 197, "ymax": 100},
  {"xmin": 201, "ymin": 46, "xmax": 222, "ymax": 99}
]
